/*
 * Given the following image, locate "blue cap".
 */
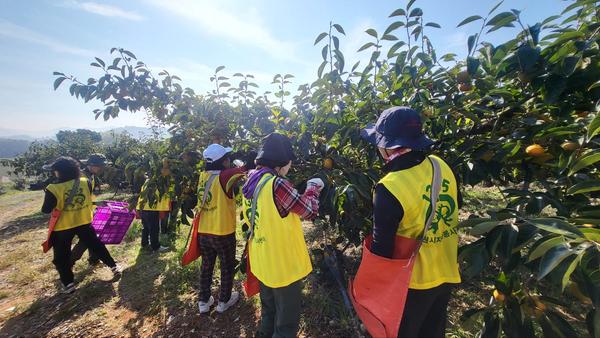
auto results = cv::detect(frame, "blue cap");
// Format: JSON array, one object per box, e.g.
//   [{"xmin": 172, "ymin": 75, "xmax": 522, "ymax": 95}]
[{"xmin": 361, "ymin": 106, "xmax": 434, "ymax": 150}]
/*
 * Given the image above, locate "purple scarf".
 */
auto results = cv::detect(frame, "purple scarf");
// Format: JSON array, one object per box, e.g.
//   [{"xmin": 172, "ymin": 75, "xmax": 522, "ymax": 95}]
[{"xmin": 242, "ymin": 167, "xmax": 277, "ymax": 199}]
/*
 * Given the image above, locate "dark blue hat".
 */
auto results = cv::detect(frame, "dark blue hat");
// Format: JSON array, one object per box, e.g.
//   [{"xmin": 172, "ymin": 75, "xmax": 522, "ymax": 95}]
[{"xmin": 361, "ymin": 106, "xmax": 434, "ymax": 150}]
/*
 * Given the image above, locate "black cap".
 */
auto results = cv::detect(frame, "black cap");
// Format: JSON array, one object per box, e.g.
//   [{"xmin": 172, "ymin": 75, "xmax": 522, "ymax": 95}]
[
  {"xmin": 361, "ymin": 106, "xmax": 434, "ymax": 150},
  {"xmin": 85, "ymin": 154, "xmax": 107, "ymax": 166},
  {"xmin": 256, "ymin": 133, "xmax": 296, "ymax": 165},
  {"xmin": 48, "ymin": 156, "xmax": 79, "ymax": 172}
]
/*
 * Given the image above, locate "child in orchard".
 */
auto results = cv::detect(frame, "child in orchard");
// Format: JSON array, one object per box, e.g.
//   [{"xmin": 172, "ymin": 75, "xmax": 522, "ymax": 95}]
[
  {"xmin": 41, "ymin": 156, "xmax": 120, "ymax": 294},
  {"xmin": 356, "ymin": 106, "xmax": 463, "ymax": 337},
  {"xmin": 242, "ymin": 133, "xmax": 324, "ymax": 338},
  {"xmin": 136, "ymin": 164, "xmax": 173, "ymax": 252},
  {"xmin": 196, "ymin": 144, "xmax": 247, "ymax": 314}
]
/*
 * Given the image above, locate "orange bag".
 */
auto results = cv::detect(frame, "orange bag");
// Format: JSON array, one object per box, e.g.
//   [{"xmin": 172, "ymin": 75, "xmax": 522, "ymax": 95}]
[
  {"xmin": 348, "ymin": 156, "xmax": 443, "ymax": 338},
  {"xmin": 180, "ymin": 173, "xmax": 217, "ymax": 266},
  {"xmin": 242, "ymin": 245, "xmax": 260, "ymax": 297},
  {"xmin": 42, "ymin": 209, "xmax": 61, "ymax": 253},
  {"xmin": 348, "ymin": 235, "xmax": 418, "ymax": 337},
  {"xmin": 181, "ymin": 213, "xmax": 201, "ymax": 266}
]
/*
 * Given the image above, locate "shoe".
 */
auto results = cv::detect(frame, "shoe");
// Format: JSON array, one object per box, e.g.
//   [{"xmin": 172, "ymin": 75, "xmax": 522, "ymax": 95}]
[
  {"xmin": 153, "ymin": 246, "xmax": 169, "ymax": 253},
  {"xmin": 111, "ymin": 265, "xmax": 122, "ymax": 276},
  {"xmin": 198, "ymin": 296, "xmax": 214, "ymax": 314},
  {"xmin": 61, "ymin": 282, "xmax": 76, "ymax": 294},
  {"xmin": 216, "ymin": 291, "xmax": 239, "ymax": 313}
]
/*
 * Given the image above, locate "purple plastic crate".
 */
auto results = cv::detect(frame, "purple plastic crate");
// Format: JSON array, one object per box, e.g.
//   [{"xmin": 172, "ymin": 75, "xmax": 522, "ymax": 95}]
[{"xmin": 91, "ymin": 201, "xmax": 136, "ymax": 244}]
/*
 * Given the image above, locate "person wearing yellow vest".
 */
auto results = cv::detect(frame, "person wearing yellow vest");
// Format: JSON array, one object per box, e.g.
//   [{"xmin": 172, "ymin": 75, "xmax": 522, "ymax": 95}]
[
  {"xmin": 41, "ymin": 157, "xmax": 120, "ymax": 294},
  {"xmin": 136, "ymin": 167, "xmax": 173, "ymax": 252},
  {"xmin": 360, "ymin": 106, "xmax": 462, "ymax": 338},
  {"xmin": 241, "ymin": 133, "xmax": 324, "ymax": 338},
  {"xmin": 196, "ymin": 144, "xmax": 247, "ymax": 314},
  {"xmin": 71, "ymin": 153, "xmax": 107, "ymax": 267}
]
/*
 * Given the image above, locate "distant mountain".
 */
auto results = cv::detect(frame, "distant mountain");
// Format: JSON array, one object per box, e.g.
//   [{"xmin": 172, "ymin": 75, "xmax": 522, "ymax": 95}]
[
  {"xmin": 0, "ymin": 128, "xmax": 39, "ymax": 140},
  {"xmin": 0, "ymin": 125, "xmax": 165, "ymax": 142},
  {"xmin": 0, "ymin": 138, "xmax": 31, "ymax": 158}
]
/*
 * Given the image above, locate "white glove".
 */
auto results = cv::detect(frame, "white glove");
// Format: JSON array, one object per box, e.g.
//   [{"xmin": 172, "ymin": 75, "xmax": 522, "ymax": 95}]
[
  {"xmin": 306, "ymin": 178, "xmax": 325, "ymax": 192},
  {"xmin": 233, "ymin": 159, "xmax": 244, "ymax": 168}
]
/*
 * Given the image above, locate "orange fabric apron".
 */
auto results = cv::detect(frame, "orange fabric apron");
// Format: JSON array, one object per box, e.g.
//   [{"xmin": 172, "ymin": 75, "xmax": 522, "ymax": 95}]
[
  {"xmin": 348, "ymin": 235, "xmax": 419, "ymax": 338},
  {"xmin": 181, "ymin": 213, "xmax": 201, "ymax": 266},
  {"xmin": 41, "ymin": 209, "xmax": 61, "ymax": 253}
]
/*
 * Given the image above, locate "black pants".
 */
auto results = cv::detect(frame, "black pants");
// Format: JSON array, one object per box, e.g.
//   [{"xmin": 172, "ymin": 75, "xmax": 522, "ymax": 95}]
[
  {"xmin": 71, "ymin": 238, "xmax": 100, "ymax": 265},
  {"xmin": 257, "ymin": 280, "xmax": 303, "ymax": 338},
  {"xmin": 140, "ymin": 210, "xmax": 161, "ymax": 250},
  {"xmin": 398, "ymin": 283, "xmax": 454, "ymax": 338},
  {"xmin": 198, "ymin": 233, "xmax": 236, "ymax": 303},
  {"xmin": 50, "ymin": 224, "xmax": 116, "ymax": 287}
]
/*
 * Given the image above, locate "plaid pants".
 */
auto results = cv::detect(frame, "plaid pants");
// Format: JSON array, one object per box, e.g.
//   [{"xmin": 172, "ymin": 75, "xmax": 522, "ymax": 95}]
[{"xmin": 198, "ymin": 233, "xmax": 236, "ymax": 303}]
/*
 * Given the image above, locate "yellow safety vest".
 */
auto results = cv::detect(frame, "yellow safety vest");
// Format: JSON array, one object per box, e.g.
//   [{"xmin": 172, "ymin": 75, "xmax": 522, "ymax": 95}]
[
  {"xmin": 197, "ymin": 171, "xmax": 237, "ymax": 235},
  {"xmin": 46, "ymin": 177, "xmax": 93, "ymax": 231},
  {"xmin": 244, "ymin": 174, "xmax": 312, "ymax": 288},
  {"xmin": 137, "ymin": 179, "xmax": 173, "ymax": 211},
  {"xmin": 378, "ymin": 155, "xmax": 461, "ymax": 289}
]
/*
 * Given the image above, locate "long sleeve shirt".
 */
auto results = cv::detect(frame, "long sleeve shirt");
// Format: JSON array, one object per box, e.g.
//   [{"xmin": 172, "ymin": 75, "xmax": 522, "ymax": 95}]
[{"xmin": 273, "ymin": 177, "xmax": 320, "ymax": 220}]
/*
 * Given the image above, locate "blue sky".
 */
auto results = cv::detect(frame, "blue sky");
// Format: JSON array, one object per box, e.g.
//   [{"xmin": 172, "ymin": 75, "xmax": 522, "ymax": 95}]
[{"xmin": 0, "ymin": 0, "xmax": 567, "ymax": 134}]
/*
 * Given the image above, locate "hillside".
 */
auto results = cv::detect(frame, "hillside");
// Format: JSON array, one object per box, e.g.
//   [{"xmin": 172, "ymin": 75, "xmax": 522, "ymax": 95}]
[{"xmin": 0, "ymin": 138, "xmax": 31, "ymax": 158}]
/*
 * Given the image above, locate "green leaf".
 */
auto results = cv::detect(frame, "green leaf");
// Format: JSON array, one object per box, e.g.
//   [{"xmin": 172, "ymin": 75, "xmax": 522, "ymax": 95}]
[
  {"xmin": 467, "ymin": 56, "xmax": 480, "ymax": 75},
  {"xmin": 215, "ymin": 65, "xmax": 225, "ymax": 73},
  {"xmin": 587, "ymin": 113, "xmax": 600, "ymax": 139},
  {"xmin": 123, "ymin": 50, "xmax": 136, "ymax": 59},
  {"xmin": 388, "ymin": 8, "xmax": 406, "ymax": 17},
  {"xmin": 471, "ymin": 221, "xmax": 502, "ymax": 236},
  {"xmin": 567, "ymin": 180, "xmax": 600, "ymax": 195},
  {"xmin": 528, "ymin": 236, "xmax": 564, "ymax": 262},
  {"xmin": 94, "ymin": 57, "xmax": 105, "ymax": 68},
  {"xmin": 486, "ymin": 12, "xmax": 516, "ymax": 26},
  {"xmin": 381, "ymin": 34, "xmax": 398, "ymax": 41},
  {"xmin": 488, "ymin": 0, "xmax": 504, "ymax": 15},
  {"xmin": 467, "ymin": 34, "xmax": 477, "ymax": 54},
  {"xmin": 538, "ymin": 243, "xmax": 573, "ymax": 280},
  {"xmin": 314, "ymin": 32, "xmax": 328, "ymax": 45},
  {"xmin": 409, "ymin": 8, "xmax": 423, "ymax": 17},
  {"xmin": 527, "ymin": 218, "xmax": 584, "ymax": 237},
  {"xmin": 457, "ymin": 15, "xmax": 483, "ymax": 27},
  {"xmin": 569, "ymin": 149, "xmax": 600, "ymax": 175},
  {"xmin": 516, "ymin": 45, "xmax": 540, "ymax": 73},
  {"xmin": 332, "ymin": 24, "xmax": 345, "ymax": 35},
  {"xmin": 365, "ymin": 29, "xmax": 378, "ymax": 39},
  {"xmin": 53, "ymin": 77, "xmax": 66, "ymax": 90},
  {"xmin": 317, "ymin": 61, "xmax": 327, "ymax": 78},
  {"xmin": 387, "ymin": 41, "xmax": 406, "ymax": 58},
  {"xmin": 542, "ymin": 15, "xmax": 561, "ymax": 26},
  {"xmin": 357, "ymin": 42, "xmax": 376, "ymax": 52},
  {"xmin": 561, "ymin": 251, "xmax": 585, "ymax": 290},
  {"xmin": 383, "ymin": 21, "xmax": 405, "ymax": 35},
  {"xmin": 321, "ymin": 44, "xmax": 329, "ymax": 60},
  {"xmin": 425, "ymin": 22, "xmax": 441, "ymax": 28},
  {"xmin": 588, "ymin": 80, "xmax": 600, "ymax": 91}
]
